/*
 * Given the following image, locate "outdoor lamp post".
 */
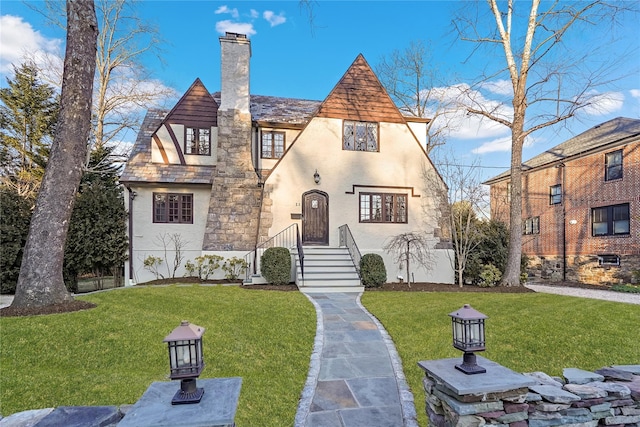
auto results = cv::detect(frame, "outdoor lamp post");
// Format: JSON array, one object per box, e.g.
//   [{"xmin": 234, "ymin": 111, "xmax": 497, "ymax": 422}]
[
  {"xmin": 313, "ymin": 169, "xmax": 321, "ymax": 184},
  {"xmin": 164, "ymin": 321, "xmax": 205, "ymax": 405},
  {"xmin": 449, "ymin": 304, "xmax": 487, "ymax": 375}
]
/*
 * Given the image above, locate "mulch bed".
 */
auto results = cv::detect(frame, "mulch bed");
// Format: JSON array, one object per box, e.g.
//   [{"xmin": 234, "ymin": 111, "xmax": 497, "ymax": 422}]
[{"xmin": 1, "ymin": 280, "xmax": 610, "ymax": 318}]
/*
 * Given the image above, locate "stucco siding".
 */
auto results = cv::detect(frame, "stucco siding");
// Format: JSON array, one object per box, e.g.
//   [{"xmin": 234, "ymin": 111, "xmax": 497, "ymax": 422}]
[
  {"xmin": 126, "ymin": 184, "xmax": 211, "ymax": 284},
  {"xmin": 263, "ymin": 117, "xmax": 453, "ymax": 283}
]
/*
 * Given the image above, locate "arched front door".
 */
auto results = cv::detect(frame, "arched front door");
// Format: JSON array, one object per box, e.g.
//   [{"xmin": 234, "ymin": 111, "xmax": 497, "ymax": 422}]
[{"xmin": 302, "ymin": 190, "xmax": 329, "ymax": 245}]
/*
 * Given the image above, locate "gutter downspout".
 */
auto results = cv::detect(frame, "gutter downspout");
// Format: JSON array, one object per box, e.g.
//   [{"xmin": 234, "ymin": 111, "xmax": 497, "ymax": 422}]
[
  {"xmin": 559, "ymin": 163, "xmax": 566, "ymax": 281},
  {"xmin": 126, "ymin": 185, "xmax": 136, "ymax": 285}
]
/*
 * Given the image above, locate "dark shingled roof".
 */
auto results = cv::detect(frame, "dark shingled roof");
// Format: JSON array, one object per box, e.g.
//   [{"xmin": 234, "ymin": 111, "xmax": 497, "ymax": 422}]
[
  {"xmin": 484, "ymin": 117, "xmax": 640, "ymax": 184},
  {"xmin": 121, "ymin": 95, "xmax": 321, "ymax": 184}
]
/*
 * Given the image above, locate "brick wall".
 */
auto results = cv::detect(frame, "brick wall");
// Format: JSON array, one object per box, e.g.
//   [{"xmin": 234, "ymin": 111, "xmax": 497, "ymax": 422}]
[{"xmin": 489, "ymin": 140, "xmax": 640, "ymax": 284}]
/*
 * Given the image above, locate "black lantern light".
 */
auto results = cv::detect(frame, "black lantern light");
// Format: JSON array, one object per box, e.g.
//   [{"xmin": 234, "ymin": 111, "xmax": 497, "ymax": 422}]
[
  {"xmin": 164, "ymin": 321, "xmax": 205, "ymax": 404},
  {"xmin": 313, "ymin": 169, "xmax": 320, "ymax": 184},
  {"xmin": 449, "ymin": 304, "xmax": 487, "ymax": 375}
]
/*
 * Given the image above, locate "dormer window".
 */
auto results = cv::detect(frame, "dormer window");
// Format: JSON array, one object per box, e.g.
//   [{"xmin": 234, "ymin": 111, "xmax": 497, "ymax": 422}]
[
  {"xmin": 185, "ymin": 127, "xmax": 211, "ymax": 156},
  {"xmin": 343, "ymin": 120, "xmax": 378, "ymax": 152}
]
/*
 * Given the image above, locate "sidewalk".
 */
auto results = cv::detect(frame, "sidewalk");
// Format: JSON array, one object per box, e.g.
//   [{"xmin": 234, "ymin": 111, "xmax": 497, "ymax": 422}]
[
  {"xmin": 295, "ymin": 292, "xmax": 418, "ymax": 427},
  {"xmin": 525, "ymin": 284, "xmax": 640, "ymax": 305}
]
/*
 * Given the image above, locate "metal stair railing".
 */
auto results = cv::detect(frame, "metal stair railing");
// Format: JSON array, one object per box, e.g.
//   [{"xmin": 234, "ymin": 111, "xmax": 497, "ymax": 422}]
[
  {"xmin": 338, "ymin": 224, "xmax": 361, "ymax": 276},
  {"xmin": 244, "ymin": 224, "xmax": 304, "ymax": 282}
]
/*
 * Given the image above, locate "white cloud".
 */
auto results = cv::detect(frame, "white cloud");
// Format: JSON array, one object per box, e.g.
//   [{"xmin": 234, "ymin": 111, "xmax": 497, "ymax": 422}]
[
  {"xmin": 215, "ymin": 20, "xmax": 256, "ymax": 36},
  {"xmin": 215, "ymin": 5, "xmax": 239, "ymax": 19},
  {"xmin": 471, "ymin": 134, "xmax": 536, "ymax": 154},
  {"xmin": 0, "ymin": 15, "xmax": 62, "ymax": 75},
  {"xmin": 479, "ymin": 79, "xmax": 512, "ymax": 96},
  {"xmin": 263, "ymin": 11, "xmax": 286, "ymax": 27},
  {"xmin": 630, "ymin": 89, "xmax": 640, "ymax": 99},
  {"xmin": 582, "ymin": 91, "xmax": 624, "ymax": 116},
  {"xmin": 250, "ymin": 9, "xmax": 259, "ymax": 19}
]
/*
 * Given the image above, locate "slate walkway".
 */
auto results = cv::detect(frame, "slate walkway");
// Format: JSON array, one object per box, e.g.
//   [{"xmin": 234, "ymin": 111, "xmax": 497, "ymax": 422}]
[{"xmin": 295, "ymin": 292, "xmax": 418, "ymax": 427}]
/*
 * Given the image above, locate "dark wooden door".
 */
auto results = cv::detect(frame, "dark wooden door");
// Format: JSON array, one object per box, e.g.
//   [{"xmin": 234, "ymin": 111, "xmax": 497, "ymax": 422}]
[{"xmin": 302, "ymin": 191, "xmax": 329, "ymax": 245}]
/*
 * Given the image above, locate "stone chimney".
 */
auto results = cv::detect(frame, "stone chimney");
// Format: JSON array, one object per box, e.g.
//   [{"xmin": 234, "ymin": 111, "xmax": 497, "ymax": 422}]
[
  {"xmin": 219, "ymin": 32, "xmax": 251, "ymax": 114},
  {"xmin": 202, "ymin": 33, "xmax": 262, "ymax": 252}
]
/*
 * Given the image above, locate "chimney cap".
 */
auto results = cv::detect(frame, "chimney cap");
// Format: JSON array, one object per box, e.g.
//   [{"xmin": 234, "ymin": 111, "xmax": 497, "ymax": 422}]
[{"xmin": 224, "ymin": 32, "xmax": 247, "ymax": 39}]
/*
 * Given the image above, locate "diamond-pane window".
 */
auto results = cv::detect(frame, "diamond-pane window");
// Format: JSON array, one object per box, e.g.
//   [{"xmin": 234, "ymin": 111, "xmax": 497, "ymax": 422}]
[{"xmin": 344, "ymin": 120, "xmax": 378, "ymax": 152}]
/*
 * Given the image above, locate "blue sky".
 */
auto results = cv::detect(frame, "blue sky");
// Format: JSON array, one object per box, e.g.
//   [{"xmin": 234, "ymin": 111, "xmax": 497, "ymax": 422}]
[{"xmin": 1, "ymin": 1, "xmax": 639, "ymax": 182}]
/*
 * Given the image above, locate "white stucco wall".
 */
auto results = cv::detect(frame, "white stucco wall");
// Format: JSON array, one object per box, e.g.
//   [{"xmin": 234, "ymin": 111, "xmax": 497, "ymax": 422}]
[
  {"xmin": 263, "ymin": 117, "xmax": 454, "ymax": 284},
  {"xmin": 151, "ymin": 124, "xmax": 218, "ymax": 166},
  {"xmin": 125, "ymin": 184, "xmax": 211, "ymax": 284}
]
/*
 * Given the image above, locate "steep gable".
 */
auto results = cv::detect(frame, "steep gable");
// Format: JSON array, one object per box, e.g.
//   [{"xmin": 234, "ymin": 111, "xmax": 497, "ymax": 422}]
[
  {"xmin": 163, "ymin": 78, "xmax": 218, "ymax": 128},
  {"xmin": 316, "ymin": 54, "xmax": 405, "ymax": 124}
]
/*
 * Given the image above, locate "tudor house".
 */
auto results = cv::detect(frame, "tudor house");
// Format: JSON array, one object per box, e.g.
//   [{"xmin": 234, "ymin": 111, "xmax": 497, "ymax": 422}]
[
  {"xmin": 484, "ymin": 117, "xmax": 640, "ymax": 285},
  {"xmin": 120, "ymin": 33, "xmax": 454, "ymax": 289}
]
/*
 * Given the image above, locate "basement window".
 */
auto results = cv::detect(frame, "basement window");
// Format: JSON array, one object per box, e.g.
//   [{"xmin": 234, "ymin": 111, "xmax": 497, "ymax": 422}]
[{"xmin": 598, "ymin": 254, "xmax": 620, "ymax": 266}]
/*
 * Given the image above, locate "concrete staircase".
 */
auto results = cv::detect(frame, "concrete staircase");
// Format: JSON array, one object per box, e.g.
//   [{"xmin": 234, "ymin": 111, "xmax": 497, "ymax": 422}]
[{"xmin": 295, "ymin": 247, "xmax": 363, "ymax": 293}]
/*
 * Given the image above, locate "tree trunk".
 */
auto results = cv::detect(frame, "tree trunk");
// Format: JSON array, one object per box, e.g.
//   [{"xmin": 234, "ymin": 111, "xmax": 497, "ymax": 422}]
[
  {"xmin": 501, "ymin": 107, "xmax": 526, "ymax": 287},
  {"xmin": 12, "ymin": 0, "xmax": 98, "ymax": 308}
]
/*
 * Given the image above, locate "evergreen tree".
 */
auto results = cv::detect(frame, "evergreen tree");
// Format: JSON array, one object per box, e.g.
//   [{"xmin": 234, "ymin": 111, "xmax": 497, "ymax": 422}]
[
  {"xmin": 64, "ymin": 146, "xmax": 128, "ymax": 291},
  {"xmin": 0, "ymin": 62, "xmax": 59, "ymax": 198},
  {"xmin": 0, "ymin": 187, "xmax": 31, "ymax": 293}
]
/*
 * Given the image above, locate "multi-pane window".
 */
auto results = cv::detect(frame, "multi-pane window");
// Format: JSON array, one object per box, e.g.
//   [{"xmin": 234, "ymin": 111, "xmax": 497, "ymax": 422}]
[
  {"xmin": 261, "ymin": 131, "xmax": 285, "ymax": 159},
  {"xmin": 185, "ymin": 127, "xmax": 211, "ymax": 155},
  {"xmin": 153, "ymin": 193, "xmax": 193, "ymax": 224},
  {"xmin": 605, "ymin": 149, "xmax": 622, "ymax": 181},
  {"xmin": 592, "ymin": 203, "xmax": 629, "ymax": 236},
  {"xmin": 523, "ymin": 217, "xmax": 540, "ymax": 235},
  {"xmin": 359, "ymin": 193, "xmax": 407, "ymax": 223},
  {"xmin": 550, "ymin": 184, "xmax": 562, "ymax": 205},
  {"xmin": 344, "ymin": 120, "xmax": 378, "ymax": 152}
]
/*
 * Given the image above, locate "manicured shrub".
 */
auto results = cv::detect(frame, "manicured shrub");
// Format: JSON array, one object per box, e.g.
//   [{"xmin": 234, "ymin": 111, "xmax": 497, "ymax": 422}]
[
  {"xmin": 222, "ymin": 257, "xmax": 249, "ymax": 281},
  {"xmin": 478, "ymin": 264, "xmax": 502, "ymax": 287},
  {"xmin": 0, "ymin": 186, "xmax": 31, "ymax": 294},
  {"xmin": 360, "ymin": 253, "xmax": 387, "ymax": 288},
  {"xmin": 261, "ymin": 247, "xmax": 291, "ymax": 285},
  {"xmin": 184, "ymin": 255, "xmax": 224, "ymax": 280}
]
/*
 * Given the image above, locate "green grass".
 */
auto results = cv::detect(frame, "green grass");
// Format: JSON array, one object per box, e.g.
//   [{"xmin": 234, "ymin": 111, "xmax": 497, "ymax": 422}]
[
  {"xmin": 0, "ymin": 285, "xmax": 315, "ymax": 426},
  {"xmin": 362, "ymin": 292, "xmax": 640, "ymax": 427}
]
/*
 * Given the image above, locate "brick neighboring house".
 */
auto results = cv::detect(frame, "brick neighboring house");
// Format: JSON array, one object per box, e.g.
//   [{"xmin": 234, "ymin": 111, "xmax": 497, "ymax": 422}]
[{"xmin": 484, "ymin": 117, "xmax": 640, "ymax": 285}]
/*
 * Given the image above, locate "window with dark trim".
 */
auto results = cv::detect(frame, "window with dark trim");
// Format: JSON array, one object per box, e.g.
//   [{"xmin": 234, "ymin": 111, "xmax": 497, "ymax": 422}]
[
  {"xmin": 153, "ymin": 193, "xmax": 193, "ymax": 224},
  {"xmin": 598, "ymin": 254, "xmax": 620, "ymax": 266},
  {"xmin": 359, "ymin": 193, "xmax": 407, "ymax": 223},
  {"xmin": 344, "ymin": 120, "xmax": 379, "ymax": 152},
  {"xmin": 261, "ymin": 131, "xmax": 285, "ymax": 159},
  {"xmin": 185, "ymin": 127, "xmax": 211, "ymax": 155},
  {"xmin": 523, "ymin": 217, "xmax": 540, "ymax": 235},
  {"xmin": 550, "ymin": 184, "xmax": 562, "ymax": 205},
  {"xmin": 605, "ymin": 149, "xmax": 622, "ymax": 181},
  {"xmin": 592, "ymin": 203, "xmax": 629, "ymax": 236}
]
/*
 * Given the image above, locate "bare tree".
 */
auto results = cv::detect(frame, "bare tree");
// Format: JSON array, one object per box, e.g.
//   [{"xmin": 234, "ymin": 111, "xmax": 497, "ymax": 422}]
[
  {"xmin": 12, "ymin": 0, "xmax": 98, "ymax": 308},
  {"xmin": 376, "ymin": 41, "xmax": 457, "ymax": 154},
  {"xmin": 383, "ymin": 232, "xmax": 434, "ymax": 286},
  {"xmin": 28, "ymin": 0, "xmax": 175, "ymax": 168},
  {"xmin": 427, "ymin": 153, "xmax": 488, "ymax": 287},
  {"xmin": 452, "ymin": 0, "xmax": 635, "ymax": 286},
  {"xmin": 155, "ymin": 232, "xmax": 189, "ymax": 279}
]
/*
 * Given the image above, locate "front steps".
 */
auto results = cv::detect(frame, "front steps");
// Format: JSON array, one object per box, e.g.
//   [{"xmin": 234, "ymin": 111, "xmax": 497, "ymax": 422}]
[{"xmin": 295, "ymin": 247, "xmax": 363, "ymax": 293}]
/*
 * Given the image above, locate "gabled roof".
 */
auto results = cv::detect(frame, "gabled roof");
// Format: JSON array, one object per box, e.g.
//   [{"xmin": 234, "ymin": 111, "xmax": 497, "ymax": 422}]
[
  {"xmin": 120, "ymin": 109, "xmax": 215, "ymax": 184},
  {"xmin": 483, "ymin": 117, "xmax": 640, "ymax": 184},
  {"xmin": 316, "ymin": 54, "xmax": 406, "ymax": 124},
  {"xmin": 163, "ymin": 78, "xmax": 218, "ymax": 128}
]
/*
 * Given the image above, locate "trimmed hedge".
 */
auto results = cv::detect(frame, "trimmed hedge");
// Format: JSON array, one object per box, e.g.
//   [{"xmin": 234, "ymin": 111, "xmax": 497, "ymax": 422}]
[
  {"xmin": 360, "ymin": 253, "xmax": 387, "ymax": 288},
  {"xmin": 261, "ymin": 247, "xmax": 291, "ymax": 285}
]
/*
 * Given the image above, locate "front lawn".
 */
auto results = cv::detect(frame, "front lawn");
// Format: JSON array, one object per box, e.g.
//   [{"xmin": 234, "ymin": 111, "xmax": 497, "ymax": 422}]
[
  {"xmin": 362, "ymin": 292, "xmax": 640, "ymax": 427},
  {"xmin": 0, "ymin": 285, "xmax": 315, "ymax": 427}
]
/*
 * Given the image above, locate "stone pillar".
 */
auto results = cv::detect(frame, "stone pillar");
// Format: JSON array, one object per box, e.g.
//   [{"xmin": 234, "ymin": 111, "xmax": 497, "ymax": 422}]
[{"xmin": 203, "ymin": 33, "xmax": 263, "ymax": 251}]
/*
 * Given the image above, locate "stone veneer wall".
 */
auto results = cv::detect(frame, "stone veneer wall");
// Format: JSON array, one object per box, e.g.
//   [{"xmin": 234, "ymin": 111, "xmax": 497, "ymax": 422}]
[
  {"xmin": 526, "ymin": 255, "xmax": 640, "ymax": 285},
  {"xmin": 422, "ymin": 365, "xmax": 640, "ymax": 427},
  {"xmin": 202, "ymin": 109, "xmax": 263, "ymax": 251}
]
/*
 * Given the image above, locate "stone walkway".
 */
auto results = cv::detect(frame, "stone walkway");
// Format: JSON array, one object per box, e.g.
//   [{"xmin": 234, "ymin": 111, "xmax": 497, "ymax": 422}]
[{"xmin": 295, "ymin": 292, "xmax": 418, "ymax": 427}]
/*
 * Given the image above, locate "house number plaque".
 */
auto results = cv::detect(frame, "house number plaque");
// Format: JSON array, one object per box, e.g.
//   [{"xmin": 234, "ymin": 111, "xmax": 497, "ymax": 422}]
[{"xmin": 312, "ymin": 200, "xmax": 318, "ymax": 209}]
